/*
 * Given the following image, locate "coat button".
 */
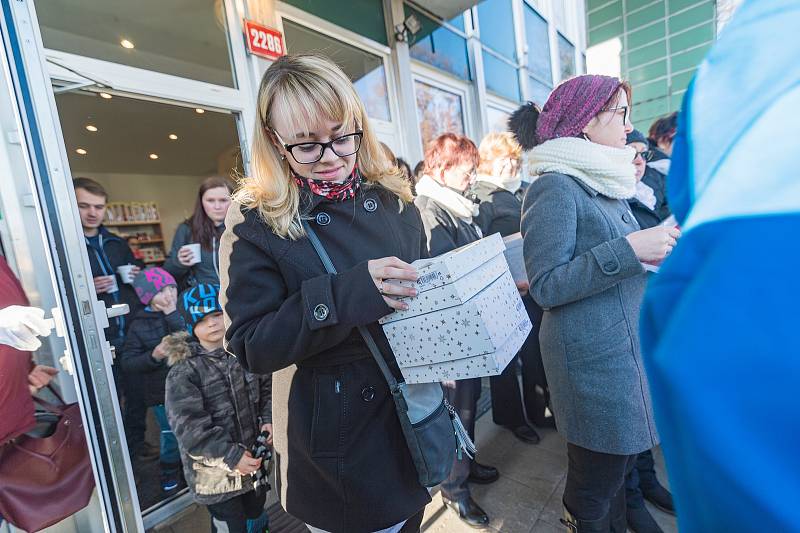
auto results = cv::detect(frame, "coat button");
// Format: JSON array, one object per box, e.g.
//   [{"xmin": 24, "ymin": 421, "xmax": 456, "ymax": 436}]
[
  {"xmin": 313, "ymin": 304, "xmax": 329, "ymax": 321},
  {"xmin": 622, "ymin": 212, "xmax": 632, "ymax": 224},
  {"xmin": 316, "ymin": 212, "xmax": 331, "ymax": 226},
  {"xmin": 361, "ymin": 386, "xmax": 375, "ymax": 402},
  {"xmin": 603, "ymin": 261, "xmax": 617, "ymax": 272},
  {"xmin": 364, "ymin": 198, "xmax": 378, "ymax": 212}
]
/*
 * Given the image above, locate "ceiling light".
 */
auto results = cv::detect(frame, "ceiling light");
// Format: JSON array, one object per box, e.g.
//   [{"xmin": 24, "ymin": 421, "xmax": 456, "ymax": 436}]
[
  {"xmin": 76, "ymin": 148, "xmax": 87, "ymax": 155},
  {"xmin": 99, "ymin": 92, "xmax": 112, "ymax": 99},
  {"xmin": 120, "ymin": 39, "xmax": 135, "ymax": 49},
  {"xmin": 86, "ymin": 125, "xmax": 98, "ymax": 132},
  {"xmin": 149, "ymin": 153, "xmax": 159, "ymax": 160},
  {"xmin": 168, "ymin": 133, "xmax": 178, "ymax": 140},
  {"xmin": 195, "ymin": 108, "xmax": 205, "ymax": 114}
]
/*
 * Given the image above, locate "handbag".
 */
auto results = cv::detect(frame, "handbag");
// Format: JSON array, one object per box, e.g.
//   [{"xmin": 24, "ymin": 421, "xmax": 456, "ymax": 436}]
[
  {"xmin": 302, "ymin": 220, "xmax": 475, "ymax": 487},
  {"xmin": 0, "ymin": 386, "xmax": 95, "ymax": 532}
]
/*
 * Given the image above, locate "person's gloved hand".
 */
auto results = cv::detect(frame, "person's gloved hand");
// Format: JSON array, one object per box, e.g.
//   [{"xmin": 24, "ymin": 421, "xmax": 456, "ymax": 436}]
[{"xmin": 0, "ymin": 305, "xmax": 53, "ymax": 351}]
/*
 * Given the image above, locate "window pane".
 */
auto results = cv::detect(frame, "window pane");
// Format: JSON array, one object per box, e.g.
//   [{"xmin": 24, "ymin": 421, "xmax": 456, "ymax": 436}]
[
  {"xmin": 477, "ymin": 0, "xmax": 516, "ymax": 60},
  {"xmin": 524, "ymin": 6, "xmax": 552, "ymax": 85},
  {"xmin": 558, "ymin": 33, "xmax": 576, "ymax": 82},
  {"xmin": 283, "ymin": 20, "xmax": 391, "ymax": 122},
  {"xmin": 407, "ymin": 7, "xmax": 471, "ymax": 80},
  {"xmin": 37, "ymin": 0, "xmax": 236, "ymax": 87},
  {"xmin": 482, "ymin": 51, "xmax": 521, "ymax": 102},
  {"xmin": 414, "ymin": 81, "xmax": 465, "ymax": 148},
  {"xmin": 528, "ymin": 76, "xmax": 552, "ymax": 107},
  {"xmin": 486, "ymin": 106, "xmax": 511, "ymax": 133}
]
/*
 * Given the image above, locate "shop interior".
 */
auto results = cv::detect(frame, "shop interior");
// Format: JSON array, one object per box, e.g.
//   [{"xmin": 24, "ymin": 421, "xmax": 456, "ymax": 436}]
[{"xmin": 55, "ymin": 88, "xmax": 242, "ymax": 512}]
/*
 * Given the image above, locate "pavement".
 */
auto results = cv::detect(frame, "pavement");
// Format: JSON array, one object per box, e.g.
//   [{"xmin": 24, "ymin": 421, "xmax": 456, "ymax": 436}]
[{"xmin": 155, "ymin": 410, "xmax": 678, "ymax": 533}]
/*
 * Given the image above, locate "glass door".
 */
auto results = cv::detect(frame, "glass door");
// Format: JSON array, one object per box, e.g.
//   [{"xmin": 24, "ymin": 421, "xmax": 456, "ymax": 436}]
[{"xmin": 1, "ymin": 0, "xmax": 255, "ymax": 530}]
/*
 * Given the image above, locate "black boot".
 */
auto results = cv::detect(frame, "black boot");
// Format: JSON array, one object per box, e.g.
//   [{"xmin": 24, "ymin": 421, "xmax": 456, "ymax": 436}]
[
  {"xmin": 561, "ymin": 504, "xmax": 611, "ymax": 533},
  {"xmin": 468, "ymin": 461, "xmax": 499, "ymax": 484},
  {"xmin": 442, "ymin": 496, "xmax": 490, "ymax": 529},
  {"xmin": 626, "ymin": 505, "xmax": 663, "ymax": 533},
  {"xmin": 642, "ymin": 483, "xmax": 675, "ymax": 515}
]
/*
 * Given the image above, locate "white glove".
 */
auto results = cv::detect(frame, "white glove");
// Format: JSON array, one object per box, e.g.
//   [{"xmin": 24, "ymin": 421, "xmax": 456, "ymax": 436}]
[{"xmin": 0, "ymin": 305, "xmax": 54, "ymax": 351}]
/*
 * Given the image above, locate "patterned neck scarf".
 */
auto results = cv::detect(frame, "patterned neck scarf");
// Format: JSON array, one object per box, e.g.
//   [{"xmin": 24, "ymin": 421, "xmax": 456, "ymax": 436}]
[{"xmin": 293, "ymin": 167, "xmax": 361, "ymax": 202}]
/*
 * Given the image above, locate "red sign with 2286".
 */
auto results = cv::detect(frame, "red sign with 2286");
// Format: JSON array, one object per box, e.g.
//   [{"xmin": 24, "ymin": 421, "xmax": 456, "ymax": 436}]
[{"xmin": 244, "ymin": 20, "xmax": 285, "ymax": 61}]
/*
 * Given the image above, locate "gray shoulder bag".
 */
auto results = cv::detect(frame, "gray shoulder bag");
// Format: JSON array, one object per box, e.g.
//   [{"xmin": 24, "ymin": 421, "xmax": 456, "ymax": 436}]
[{"xmin": 302, "ymin": 220, "xmax": 475, "ymax": 487}]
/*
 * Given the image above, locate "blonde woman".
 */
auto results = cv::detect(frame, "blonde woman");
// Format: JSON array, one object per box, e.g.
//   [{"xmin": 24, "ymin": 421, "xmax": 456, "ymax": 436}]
[{"xmin": 219, "ymin": 54, "xmax": 430, "ymax": 533}]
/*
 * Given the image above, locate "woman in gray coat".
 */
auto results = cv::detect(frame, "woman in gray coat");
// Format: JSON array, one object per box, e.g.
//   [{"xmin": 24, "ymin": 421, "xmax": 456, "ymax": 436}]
[{"xmin": 517, "ymin": 77, "xmax": 681, "ymax": 532}]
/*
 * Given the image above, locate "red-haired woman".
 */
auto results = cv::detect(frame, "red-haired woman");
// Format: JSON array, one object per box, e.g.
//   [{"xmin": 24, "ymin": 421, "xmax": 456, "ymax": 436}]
[
  {"xmin": 165, "ymin": 176, "xmax": 232, "ymax": 286},
  {"xmin": 414, "ymin": 133, "xmax": 497, "ymax": 528}
]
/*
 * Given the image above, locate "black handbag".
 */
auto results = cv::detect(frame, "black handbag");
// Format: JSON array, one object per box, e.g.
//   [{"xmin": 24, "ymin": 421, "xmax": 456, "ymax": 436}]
[{"xmin": 302, "ymin": 221, "xmax": 475, "ymax": 487}]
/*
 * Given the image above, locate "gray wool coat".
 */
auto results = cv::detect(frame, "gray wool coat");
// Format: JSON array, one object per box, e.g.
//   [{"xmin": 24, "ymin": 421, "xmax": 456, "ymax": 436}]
[{"xmin": 521, "ymin": 172, "xmax": 658, "ymax": 455}]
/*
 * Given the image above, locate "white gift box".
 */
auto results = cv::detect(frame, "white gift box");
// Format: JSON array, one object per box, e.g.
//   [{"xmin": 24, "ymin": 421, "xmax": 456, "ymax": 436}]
[{"xmin": 380, "ymin": 232, "xmax": 533, "ymax": 384}]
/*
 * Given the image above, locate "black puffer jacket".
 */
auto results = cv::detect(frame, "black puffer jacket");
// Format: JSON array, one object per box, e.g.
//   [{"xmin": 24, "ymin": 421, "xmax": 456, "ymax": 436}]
[
  {"xmin": 119, "ymin": 308, "xmax": 185, "ymax": 406},
  {"xmin": 165, "ymin": 334, "xmax": 271, "ymax": 505},
  {"xmin": 472, "ymin": 180, "xmax": 523, "ymax": 238}
]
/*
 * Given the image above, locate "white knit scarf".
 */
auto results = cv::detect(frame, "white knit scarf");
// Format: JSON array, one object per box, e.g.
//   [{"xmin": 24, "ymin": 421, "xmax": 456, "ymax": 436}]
[
  {"xmin": 527, "ymin": 137, "xmax": 637, "ymax": 199},
  {"xmin": 476, "ymin": 173, "xmax": 522, "ymax": 195},
  {"xmin": 415, "ymin": 175, "xmax": 479, "ymax": 221}
]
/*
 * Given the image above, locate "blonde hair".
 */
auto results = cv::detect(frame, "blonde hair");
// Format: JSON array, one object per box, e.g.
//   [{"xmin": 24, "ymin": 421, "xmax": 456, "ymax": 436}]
[
  {"xmin": 477, "ymin": 132, "xmax": 522, "ymax": 175},
  {"xmin": 233, "ymin": 54, "xmax": 411, "ymax": 240}
]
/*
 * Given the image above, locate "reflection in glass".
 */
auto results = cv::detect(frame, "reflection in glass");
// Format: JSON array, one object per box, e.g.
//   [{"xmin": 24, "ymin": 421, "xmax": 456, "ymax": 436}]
[
  {"xmin": 282, "ymin": 20, "xmax": 391, "ymax": 122},
  {"xmin": 482, "ymin": 51, "xmax": 520, "ymax": 102},
  {"xmin": 477, "ymin": 0, "xmax": 516, "ymax": 59},
  {"xmin": 414, "ymin": 81, "xmax": 465, "ymax": 148},
  {"xmin": 407, "ymin": 7, "xmax": 471, "ymax": 80},
  {"xmin": 525, "ymin": 5, "xmax": 552, "ymax": 85},
  {"xmin": 558, "ymin": 33, "xmax": 576, "ymax": 82},
  {"xmin": 37, "ymin": 0, "xmax": 236, "ymax": 87}
]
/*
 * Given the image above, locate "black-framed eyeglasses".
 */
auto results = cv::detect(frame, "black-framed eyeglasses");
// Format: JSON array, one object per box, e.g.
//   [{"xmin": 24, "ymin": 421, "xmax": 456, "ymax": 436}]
[
  {"xmin": 272, "ymin": 129, "xmax": 363, "ymax": 164},
  {"xmin": 602, "ymin": 105, "xmax": 629, "ymax": 125},
  {"xmin": 633, "ymin": 149, "xmax": 654, "ymax": 162}
]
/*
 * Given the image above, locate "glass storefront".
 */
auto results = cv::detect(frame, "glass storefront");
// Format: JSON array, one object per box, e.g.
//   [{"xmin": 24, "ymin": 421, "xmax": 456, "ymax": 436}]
[{"xmin": 414, "ymin": 80, "xmax": 466, "ymax": 148}]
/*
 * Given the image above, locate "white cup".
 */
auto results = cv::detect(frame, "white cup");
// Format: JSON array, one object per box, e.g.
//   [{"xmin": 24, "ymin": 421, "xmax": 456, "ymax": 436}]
[
  {"xmin": 182, "ymin": 243, "xmax": 202, "ymax": 266},
  {"xmin": 106, "ymin": 275, "xmax": 119, "ymax": 294},
  {"xmin": 117, "ymin": 264, "xmax": 137, "ymax": 284}
]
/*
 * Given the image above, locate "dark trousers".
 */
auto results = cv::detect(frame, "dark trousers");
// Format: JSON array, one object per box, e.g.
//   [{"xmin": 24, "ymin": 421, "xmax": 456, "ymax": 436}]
[
  {"xmin": 625, "ymin": 449, "xmax": 658, "ymax": 508},
  {"xmin": 440, "ymin": 378, "xmax": 481, "ymax": 501},
  {"xmin": 564, "ymin": 443, "xmax": 637, "ymax": 522},
  {"xmin": 490, "ymin": 296, "xmax": 551, "ymax": 428},
  {"xmin": 208, "ymin": 489, "xmax": 268, "ymax": 533},
  {"xmin": 121, "ymin": 372, "xmax": 148, "ymax": 452}
]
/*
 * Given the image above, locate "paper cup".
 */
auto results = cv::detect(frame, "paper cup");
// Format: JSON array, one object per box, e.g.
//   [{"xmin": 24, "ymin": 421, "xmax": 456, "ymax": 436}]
[
  {"xmin": 117, "ymin": 264, "xmax": 137, "ymax": 284},
  {"xmin": 182, "ymin": 243, "xmax": 202, "ymax": 266},
  {"xmin": 106, "ymin": 275, "xmax": 119, "ymax": 294}
]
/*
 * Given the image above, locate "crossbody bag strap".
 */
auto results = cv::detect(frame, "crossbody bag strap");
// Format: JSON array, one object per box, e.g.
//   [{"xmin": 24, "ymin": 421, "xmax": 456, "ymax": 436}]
[{"xmin": 301, "ymin": 221, "xmax": 403, "ymax": 396}]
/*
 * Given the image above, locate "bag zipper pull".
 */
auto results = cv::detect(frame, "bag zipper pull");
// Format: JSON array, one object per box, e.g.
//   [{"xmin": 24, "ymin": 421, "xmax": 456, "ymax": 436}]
[{"xmin": 444, "ymin": 398, "xmax": 477, "ymax": 459}]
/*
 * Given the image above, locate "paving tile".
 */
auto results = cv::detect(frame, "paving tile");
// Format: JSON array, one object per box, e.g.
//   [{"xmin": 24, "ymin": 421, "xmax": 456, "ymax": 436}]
[{"xmin": 530, "ymin": 519, "xmax": 563, "ymax": 533}]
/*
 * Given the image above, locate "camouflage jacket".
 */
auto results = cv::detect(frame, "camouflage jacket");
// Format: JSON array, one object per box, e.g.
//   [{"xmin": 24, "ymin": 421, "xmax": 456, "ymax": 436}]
[{"xmin": 164, "ymin": 333, "xmax": 271, "ymax": 504}]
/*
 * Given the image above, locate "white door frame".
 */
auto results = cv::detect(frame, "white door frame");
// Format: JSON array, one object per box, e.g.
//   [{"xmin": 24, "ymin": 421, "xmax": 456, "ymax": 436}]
[{"xmin": 411, "ymin": 60, "xmax": 477, "ymax": 148}]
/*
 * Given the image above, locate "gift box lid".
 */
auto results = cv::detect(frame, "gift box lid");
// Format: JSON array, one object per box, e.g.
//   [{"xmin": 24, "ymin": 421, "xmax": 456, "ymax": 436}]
[
  {"xmin": 379, "ymin": 252, "xmax": 509, "ymax": 325},
  {"xmin": 400, "ymin": 233, "xmax": 506, "ymax": 294}
]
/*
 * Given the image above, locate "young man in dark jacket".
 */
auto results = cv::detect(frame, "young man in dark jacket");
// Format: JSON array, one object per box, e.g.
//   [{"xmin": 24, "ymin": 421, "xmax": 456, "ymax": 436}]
[
  {"xmin": 73, "ymin": 177, "xmax": 149, "ymax": 459},
  {"xmin": 166, "ymin": 284, "xmax": 271, "ymax": 533},
  {"xmin": 120, "ymin": 267, "xmax": 185, "ymax": 494}
]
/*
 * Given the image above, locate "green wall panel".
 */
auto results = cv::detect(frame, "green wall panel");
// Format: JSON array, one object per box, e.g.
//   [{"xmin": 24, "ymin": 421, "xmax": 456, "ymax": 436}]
[
  {"xmin": 589, "ymin": 2, "xmax": 623, "ymax": 27},
  {"xmin": 628, "ymin": 59, "xmax": 666, "ymax": 86},
  {"xmin": 671, "ymin": 44, "xmax": 711, "ymax": 72},
  {"xmin": 283, "ymin": 0, "xmax": 387, "ymax": 45},
  {"xmin": 627, "ymin": 21, "xmax": 665, "ymax": 49},
  {"xmin": 627, "ymin": 40, "xmax": 666, "ymax": 68},
  {"xmin": 626, "ymin": 3, "xmax": 665, "ymax": 28},
  {"xmin": 589, "ymin": 18, "xmax": 624, "ymax": 45},
  {"xmin": 669, "ymin": 22, "xmax": 714, "ymax": 50},
  {"xmin": 633, "ymin": 78, "xmax": 668, "ymax": 102},
  {"xmin": 669, "ymin": 1, "xmax": 714, "ymax": 33}
]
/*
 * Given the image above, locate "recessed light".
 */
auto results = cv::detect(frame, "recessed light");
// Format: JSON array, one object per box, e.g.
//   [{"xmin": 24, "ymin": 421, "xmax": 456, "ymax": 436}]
[
  {"xmin": 76, "ymin": 148, "xmax": 87, "ymax": 155},
  {"xmin": 195, "ymin": 108, "xmax": 205, "ymax": 114},
  {"xmin": 120, "ymin": 39, "xmax": 135, "ymax": 49},
  {"xmin": 149, "ymin": 153, "xmax": 159, "ymax": 160},
  {"xmin": 99, "ymin": 92, "xmax": 112, "ymax": 99},
  {"xmin": 86, "ymin": 125, "xmax": 98, "ymax": 132},
  {"xmin": 168, "ymin": 133, "xmax": 178, "ymax": 140}
]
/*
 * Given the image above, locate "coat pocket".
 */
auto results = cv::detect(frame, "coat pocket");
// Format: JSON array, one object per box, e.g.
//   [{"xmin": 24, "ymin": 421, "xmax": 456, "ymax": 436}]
[
  {"xmin": 564, "ymin": 319, "xmax": 631, "ymax": 363},
  {"xmin": 310, "ymin": 371, "xmax": 343, "ymax": 458},
  {"xmin": 192, "ymin": 462, "xmax": 243, "ymax": 496}
]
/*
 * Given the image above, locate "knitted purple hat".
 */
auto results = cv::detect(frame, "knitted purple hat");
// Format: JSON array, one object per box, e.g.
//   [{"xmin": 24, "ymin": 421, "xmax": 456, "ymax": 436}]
[
  {"xmin": 536, "ymin": 75, "xmax": 626, "ymax": 143},
  {"xmin": 133, "ymin": 267, "xmax": 177, "ymax": 305}
]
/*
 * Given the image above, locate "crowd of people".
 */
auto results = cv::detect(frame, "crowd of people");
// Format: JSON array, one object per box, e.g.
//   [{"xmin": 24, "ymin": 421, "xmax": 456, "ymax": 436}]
[{"xmin": 1, "ymin": 51, "xmax": 685, "ymax": 533}]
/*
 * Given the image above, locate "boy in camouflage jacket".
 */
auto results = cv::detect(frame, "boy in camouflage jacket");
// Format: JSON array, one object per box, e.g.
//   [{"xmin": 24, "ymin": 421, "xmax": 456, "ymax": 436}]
[{"xmin": 165, "ymin": 283, "xmax": 271, "ymax": 532}]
